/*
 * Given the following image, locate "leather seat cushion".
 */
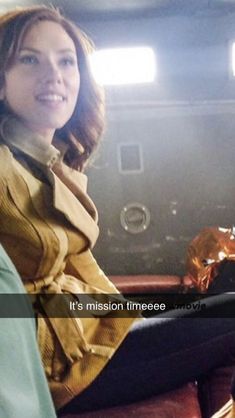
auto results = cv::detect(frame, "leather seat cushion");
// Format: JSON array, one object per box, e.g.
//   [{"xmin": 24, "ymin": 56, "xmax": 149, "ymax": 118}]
[{"xmin": 61, "ymin": 382, "xmax": 201, "ymax": 418}]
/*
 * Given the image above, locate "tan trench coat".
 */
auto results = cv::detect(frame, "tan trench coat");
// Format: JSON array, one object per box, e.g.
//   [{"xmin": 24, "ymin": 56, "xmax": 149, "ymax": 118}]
[{"xmin": 0, "ymin": 117, "xmax": 137, "ymax": 409}]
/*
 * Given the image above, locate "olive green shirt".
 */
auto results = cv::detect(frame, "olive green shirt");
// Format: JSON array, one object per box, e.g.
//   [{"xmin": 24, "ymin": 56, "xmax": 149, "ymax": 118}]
[{"xmin": 0, "ymin": 244, "xmax": 56, "ymax": 418}]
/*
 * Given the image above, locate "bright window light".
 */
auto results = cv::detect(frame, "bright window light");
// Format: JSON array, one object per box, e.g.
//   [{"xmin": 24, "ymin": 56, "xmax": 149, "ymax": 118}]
[
  {"xmin": 232, "ymin": 42, "xmax": 235, "ymax": 76},
  {"xmin": 89, "ymin": 47, "xmax": 156, "ymax": 86}
]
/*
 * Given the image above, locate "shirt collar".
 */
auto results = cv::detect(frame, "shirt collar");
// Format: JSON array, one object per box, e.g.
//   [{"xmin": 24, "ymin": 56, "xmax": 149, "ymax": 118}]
[{"xmin": 0, "ymin": 116, "xmax": 61, "ymax": 168}]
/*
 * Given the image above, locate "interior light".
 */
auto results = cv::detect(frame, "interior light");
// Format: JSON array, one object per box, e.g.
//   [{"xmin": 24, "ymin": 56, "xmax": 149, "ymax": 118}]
[
  {"xmin": 89, "ymin": 47, "xmax": 156, "ymax": 86},
  {"xmin": 232, "ymin": 42, "xmax": 235, "ymax": 76}
]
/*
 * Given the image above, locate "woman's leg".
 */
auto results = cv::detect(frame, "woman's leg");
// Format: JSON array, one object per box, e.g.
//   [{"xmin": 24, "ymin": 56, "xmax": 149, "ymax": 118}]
[{"xmin": 60, "ymin": 294, "xmax": 235, "ymax": 414}]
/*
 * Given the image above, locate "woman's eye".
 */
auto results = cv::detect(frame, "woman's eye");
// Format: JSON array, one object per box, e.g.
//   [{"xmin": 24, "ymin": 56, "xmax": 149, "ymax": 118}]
[
  {"xmin": 19, "ymin": 55, "xmax": 39, "ymax": 65},
  {"xmin": 60, "ymin": 57, "xmax": 76, "ymax": 67}
]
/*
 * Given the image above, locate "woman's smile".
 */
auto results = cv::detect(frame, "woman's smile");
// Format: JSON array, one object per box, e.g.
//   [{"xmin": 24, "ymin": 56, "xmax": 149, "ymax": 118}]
[{"xmin": 35, "ymin": 91, "xmax": 67, "ymax": 108}]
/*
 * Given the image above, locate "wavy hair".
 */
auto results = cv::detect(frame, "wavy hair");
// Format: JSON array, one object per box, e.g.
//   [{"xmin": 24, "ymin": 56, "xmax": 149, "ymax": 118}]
[{"xmin": 0, "ymin": 5, "xmax": 105, "ymax": 170}]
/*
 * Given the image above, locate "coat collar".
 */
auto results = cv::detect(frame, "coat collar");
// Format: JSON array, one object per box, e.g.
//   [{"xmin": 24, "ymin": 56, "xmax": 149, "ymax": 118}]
[
  {"xmin": 0, "ymin": 115, "xmax": 61, "ymax": 167},
  {"xmin": 0, "ymin": 116, "xmax": 99, "ymax": 247}
]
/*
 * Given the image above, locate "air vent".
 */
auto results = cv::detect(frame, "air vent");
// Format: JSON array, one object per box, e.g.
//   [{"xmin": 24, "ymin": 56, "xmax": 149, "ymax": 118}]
[{"xmin": 120, "ymin": 203, "xmax": 150, "ymax": 234}]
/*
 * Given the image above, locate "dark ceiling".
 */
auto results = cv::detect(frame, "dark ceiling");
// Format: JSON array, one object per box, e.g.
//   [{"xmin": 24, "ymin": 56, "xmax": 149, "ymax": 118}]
[{"xmin": 1, "ymin": 0, "xmax": 235, "ymax": 20}]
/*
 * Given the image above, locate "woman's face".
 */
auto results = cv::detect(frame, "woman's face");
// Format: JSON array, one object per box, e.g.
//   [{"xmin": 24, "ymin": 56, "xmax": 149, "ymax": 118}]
[{"xmin": 1, "ymin": 20, "xmax": 80, "ymax": 142}]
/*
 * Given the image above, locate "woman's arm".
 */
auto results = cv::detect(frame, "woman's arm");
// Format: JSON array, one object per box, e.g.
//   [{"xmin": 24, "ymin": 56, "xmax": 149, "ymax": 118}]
[{"xmin": 65, "ymin": 249, "xmax": 120, "ymax": 294}]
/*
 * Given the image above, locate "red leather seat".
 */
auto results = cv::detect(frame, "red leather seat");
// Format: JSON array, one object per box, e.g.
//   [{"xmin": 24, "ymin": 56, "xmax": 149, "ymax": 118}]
[
  {"xmin": 198, "ymin": 366, "xmax": 235, "ymax": 417},
  {"xmin": 109, "ymin": 274, "xmax": 185, "ymax": 293},
  {"xmin": 61, "ymin": 383, "xmax": 201, "ymax": 418}
]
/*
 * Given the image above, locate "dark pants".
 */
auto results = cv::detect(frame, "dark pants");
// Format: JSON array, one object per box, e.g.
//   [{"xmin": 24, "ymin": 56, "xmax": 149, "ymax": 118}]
[{"xmin": 60, "ymin": 294, "xmax": 235, "ymax": 414}]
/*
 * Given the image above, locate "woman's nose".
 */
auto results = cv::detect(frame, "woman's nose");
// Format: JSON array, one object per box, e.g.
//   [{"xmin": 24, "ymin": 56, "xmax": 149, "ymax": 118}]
[{"xmin": 42, "ymin": 61, "xmax": 62, "ymax": 84}]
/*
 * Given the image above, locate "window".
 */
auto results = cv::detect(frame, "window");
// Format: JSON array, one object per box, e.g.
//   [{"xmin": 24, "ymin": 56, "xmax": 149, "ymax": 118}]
[
  {"xmin": 231, "ymin": 42, "xmax": 235, "ymax": 76},
  {"xmin": 90, "ymin": 47, "xmax": 156, "ymax": 85},
  {"xmin": 117, "ymin": 143, "xmax": 143, "ymax": 174}
]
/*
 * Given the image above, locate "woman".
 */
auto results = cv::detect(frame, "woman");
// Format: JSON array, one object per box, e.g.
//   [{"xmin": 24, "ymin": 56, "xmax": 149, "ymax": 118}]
[{"xmin": 0, "ymin": 5, "xmax": 235, "ymax": 416}]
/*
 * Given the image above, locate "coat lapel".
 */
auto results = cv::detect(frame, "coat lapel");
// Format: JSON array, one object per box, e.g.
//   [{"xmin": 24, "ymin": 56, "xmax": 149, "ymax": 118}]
[
  {"xmin": 49, "ymin": 169, "xmax": 99, "ymax": 248},
  {"xmin": 11, "ymin": 157, "xmax": 99, "ymax": 248}
]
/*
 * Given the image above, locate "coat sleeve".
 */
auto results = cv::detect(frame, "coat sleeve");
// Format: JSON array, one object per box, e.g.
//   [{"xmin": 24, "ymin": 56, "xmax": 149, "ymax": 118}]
[
  {"xmin": 0, "ymin": 145, "xmax": 11, "ymax": 207},
  {"xmin": 64, "ymin": 249, "xmax": 120, "ymax": 294}
]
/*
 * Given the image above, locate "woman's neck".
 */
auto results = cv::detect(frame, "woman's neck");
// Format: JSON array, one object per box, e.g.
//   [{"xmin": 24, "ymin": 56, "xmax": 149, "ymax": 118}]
[{"xmin": 22, "ymin": 121, "xmax": 55, "ymax": 146}]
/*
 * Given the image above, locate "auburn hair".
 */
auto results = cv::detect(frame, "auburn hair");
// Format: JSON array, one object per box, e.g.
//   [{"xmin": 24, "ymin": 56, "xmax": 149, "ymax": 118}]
[{"xmin": 0, "ymin": 5, "xmax": 105, "ymax": 170}]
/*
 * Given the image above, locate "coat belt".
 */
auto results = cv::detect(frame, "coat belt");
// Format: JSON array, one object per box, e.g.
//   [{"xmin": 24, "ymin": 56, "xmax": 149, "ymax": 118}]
[{"xmin": 24, "ymin": 273, "xmax": 116, "ymax": 363}]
